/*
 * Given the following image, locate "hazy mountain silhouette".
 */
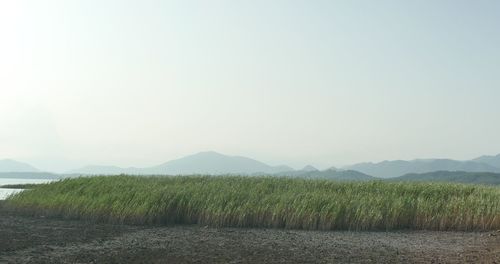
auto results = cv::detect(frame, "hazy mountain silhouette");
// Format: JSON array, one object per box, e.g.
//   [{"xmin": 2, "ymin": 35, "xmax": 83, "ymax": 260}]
[
  {"xmin": 0, "ymin": 159, "xmax": 39, "ymax": 173},
  {"xmin": 390, "ymin": 171, "xmax": 500, "ymax": 185},
  {"xmin": 277, "ymin": 169, "xmax": 375, "ymax": 181},
  {"xmin": 300, "ymin": 165, "xmax": 319, "ymax": 172},
  {"xmin": 70, "ymin": 151, "xmax": 293, "ymax": 175},
  {"xmin": 344, "ymin": 159, "xmax": 500, "ymax": 178},
  {"xmin": 142, "ymin": 151, "xmax": 292, "ymax": 175},
  {"xmin": 8, "ymin": 152, "xmax": 500, "ymax": 179},
  {"xmin": 472, "ymin": 154, "xmax": 500, "ymax": 169}
]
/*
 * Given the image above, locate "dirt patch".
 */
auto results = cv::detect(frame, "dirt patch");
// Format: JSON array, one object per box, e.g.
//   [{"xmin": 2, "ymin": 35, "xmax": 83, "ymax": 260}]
[{"xmin": 0, "ymin": 202, "xmax": 499, "ymax": 263}]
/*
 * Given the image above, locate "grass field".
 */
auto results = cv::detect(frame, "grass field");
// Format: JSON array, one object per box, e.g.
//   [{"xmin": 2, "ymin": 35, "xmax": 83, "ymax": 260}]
[{"xmin": 6, "ymin": 176, "xmax": 500, "ymax": 231}]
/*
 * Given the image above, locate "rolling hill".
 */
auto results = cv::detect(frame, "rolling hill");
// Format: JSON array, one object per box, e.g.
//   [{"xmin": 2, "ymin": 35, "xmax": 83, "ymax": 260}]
[
  {"xmin": 276, "ymin": 169, "xmax": 376, "ymax": 181},
  {"xmin": 70, "ymin": 151, "xmax": 293, "ymax": 175},
  {"xmin": 343, "ymin": 159, "xmax": 500, "ymax": 178},
  {"xmin": 0, "ymin": 159, "xmax": 39, "ymax": 173},
  {"xmin": 473, "ymin": 154, "xmax": 500, "ymax": 169},
  {"xmin": 390, "ymin": 171, "xmax": 500, "ymax": 185}
]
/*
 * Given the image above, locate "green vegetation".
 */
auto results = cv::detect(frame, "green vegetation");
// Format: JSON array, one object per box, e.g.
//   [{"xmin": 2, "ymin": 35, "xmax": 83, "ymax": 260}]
[
  {"xmin": 277, "ymin": 169, "xmax": 375, "ymax": 181},
  {"xmin": 390, "ymin": 171, "xmax": 500, "ymax": 185},
  {"xmin": 7, "ymin": 176, "xmax": 500, "ymax": 231}
]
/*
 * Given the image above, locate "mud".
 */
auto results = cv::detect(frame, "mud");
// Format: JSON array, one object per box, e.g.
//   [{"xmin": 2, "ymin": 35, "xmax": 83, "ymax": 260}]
[{"xmin": 0, "ymin": 202, "xmax": 498, "ymax": 263}]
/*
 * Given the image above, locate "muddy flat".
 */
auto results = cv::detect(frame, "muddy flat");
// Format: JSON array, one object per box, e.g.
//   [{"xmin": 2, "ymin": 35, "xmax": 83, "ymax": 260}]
[{"xmin": 0, "ymin": 203, "xmax": 498, "ymax": 264}]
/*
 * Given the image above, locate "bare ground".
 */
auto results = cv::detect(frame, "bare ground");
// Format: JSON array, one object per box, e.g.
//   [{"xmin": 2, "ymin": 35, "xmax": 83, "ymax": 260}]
[{"xmin": 0, "ymin": 202, "xmax": 498, "ymax": 264}]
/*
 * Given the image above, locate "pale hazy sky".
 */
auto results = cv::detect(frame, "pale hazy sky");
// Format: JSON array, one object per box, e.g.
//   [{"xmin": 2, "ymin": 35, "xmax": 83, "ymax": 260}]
[{"xmin": 1, "ymin": 0, "xmax": 499, "ymax": 172}]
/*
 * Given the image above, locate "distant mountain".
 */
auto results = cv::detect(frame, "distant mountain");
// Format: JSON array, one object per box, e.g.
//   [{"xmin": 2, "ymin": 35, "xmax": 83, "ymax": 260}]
[
  {"xmin": 143, "ymin": 152, "xmax": 293, "ymax": 175},
  {"xmin": 70, "ymin": 151, "xmax": 294, "ymax": 175},
  {"xmin": 390, "ymin": 171, "xmax": 500, "ymax": 185},
  {"xmin": 473, "ymin": 154, "xmax": 500, "ymax": 169},
  {"xmin": 300, "ymin": 165, "xmax": 319, "ymax": 172},
  {"xmin": 64, "ymin": 152, "xmax": 500, "ymax": 178},
  {"xmin": 343, "ymin": 159, "xmax": 500, "ymax": 178},
  {"xmin": 276, "ymin": 169, "xmax": 376, "ymax": 181},
  {"xmin": 0, "ymin": 172, "xmax": 60, "ymax": 179},
  {"xmin": 0, "ymin": 159, "xmax": 39, "ymax": 173}
]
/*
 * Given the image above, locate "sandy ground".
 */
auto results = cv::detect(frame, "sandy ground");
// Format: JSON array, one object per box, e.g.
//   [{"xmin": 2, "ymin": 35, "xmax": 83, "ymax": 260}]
[{"xmin": 0, "ymin": 202, "xmax": 499, "ymax": 264}]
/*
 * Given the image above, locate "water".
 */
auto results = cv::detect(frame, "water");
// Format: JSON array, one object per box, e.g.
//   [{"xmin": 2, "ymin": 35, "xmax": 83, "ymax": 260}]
[
  {"xmin": 0, "ymin": 188, "xmax": 24, "ymax": 200},
  {"xmin": 0, "ymin": 178, "xmax": 56, "ymax": 200}
]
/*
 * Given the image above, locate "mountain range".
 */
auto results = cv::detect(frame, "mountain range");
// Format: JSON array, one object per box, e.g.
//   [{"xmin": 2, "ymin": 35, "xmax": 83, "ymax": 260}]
[
  {"xmin": 68, "ymin": 151, "xmax": 293, "ymax": 176},
  {"xmin": 390, "ymin": 171, "xmax": 500, "ymax": 185},
  {"xmin": 0, "ymin": 159, "xmax": 39, "ymax": 173},
  {"xmin": 276, "ymin": 168, "xmax": 375, "ymax": 181},
  {"xmin": 473, "ymin": 154, "xmax": 500, "ymax": 169},
  {"xmin": 2, "ymin": 152, "xmax": 500, "ymax": 181},
  {"xmin": 343, "ymin": 158, "xmax": 500, "ymax": 178}
]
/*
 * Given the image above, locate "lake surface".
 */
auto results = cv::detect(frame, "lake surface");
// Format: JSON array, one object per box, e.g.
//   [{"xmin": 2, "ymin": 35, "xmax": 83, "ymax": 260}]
[{"xmin": 0, "ymin": 178, "xmax": 56, "ymax": 200}]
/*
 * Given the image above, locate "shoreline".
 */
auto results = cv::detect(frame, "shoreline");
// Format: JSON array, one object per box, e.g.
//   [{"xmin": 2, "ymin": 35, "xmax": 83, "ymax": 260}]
[{"xmin": 1, "ymin": 201, "xmax": 499, "ymax": 263}]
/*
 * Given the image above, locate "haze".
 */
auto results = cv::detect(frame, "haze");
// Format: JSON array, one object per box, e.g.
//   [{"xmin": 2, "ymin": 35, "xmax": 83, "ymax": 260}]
[{"xmin": 1, "ymin": 0, "xmax": 499, "ymax": 172}]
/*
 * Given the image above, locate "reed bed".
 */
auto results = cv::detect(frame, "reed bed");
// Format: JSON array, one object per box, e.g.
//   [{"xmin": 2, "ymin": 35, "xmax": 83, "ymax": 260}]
[{"xmin": 6, "ymin": 175, "xmax": 500, "ymax": 231}]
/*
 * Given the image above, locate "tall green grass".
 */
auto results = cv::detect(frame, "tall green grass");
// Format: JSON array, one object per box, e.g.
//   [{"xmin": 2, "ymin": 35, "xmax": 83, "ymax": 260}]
[{"xmin": 6, "ymin": 176, "xmax": 500, "ymax": 231}]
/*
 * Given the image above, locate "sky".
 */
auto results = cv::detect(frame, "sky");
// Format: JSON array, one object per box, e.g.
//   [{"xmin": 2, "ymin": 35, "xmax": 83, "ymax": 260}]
[{"xmin": 1, "ymin": 0, "xmax": 500, "ymax": 172}]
